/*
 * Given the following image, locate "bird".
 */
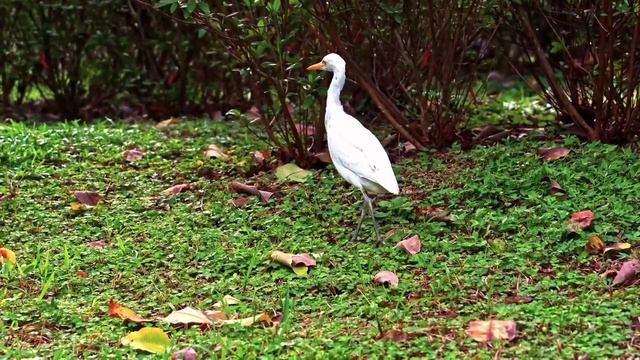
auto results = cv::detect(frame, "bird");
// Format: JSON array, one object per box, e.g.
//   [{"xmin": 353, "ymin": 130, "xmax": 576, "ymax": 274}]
[{"xmin": 306, "ymin": 53, "xmax": 399, "ymax": 244}]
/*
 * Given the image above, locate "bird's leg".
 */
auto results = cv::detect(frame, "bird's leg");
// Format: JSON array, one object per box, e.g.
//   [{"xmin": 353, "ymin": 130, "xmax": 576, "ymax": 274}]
[
  {"xmin": 363, "ymin": 193, "xmax": 383, "ymax": 245},
  {"xmin": 350, "ymin": 198, "xmax": 367, "ymax": 242}
]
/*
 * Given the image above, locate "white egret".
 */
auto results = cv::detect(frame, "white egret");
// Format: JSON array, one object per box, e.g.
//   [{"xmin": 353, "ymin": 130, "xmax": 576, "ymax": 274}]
[{"xmin": 306, "ymin": 53, "xmax": 399, "ymax": 244}]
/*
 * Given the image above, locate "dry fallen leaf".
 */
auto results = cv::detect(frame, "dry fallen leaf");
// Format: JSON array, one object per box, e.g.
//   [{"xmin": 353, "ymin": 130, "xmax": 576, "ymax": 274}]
[
  {"xmin": 291, "ymin": 254, "xmax": 317, "ymax": 267},
  {"xmin": 0, "ymin": 248, "xmax": 16, "ymax": 265},
  {"xmin": 503, "ymin": 295, "xmax": 533, "ymax": 305},
  {"xmin": 76, "ymin": 271, "xmax": 88, "ymax": 278},
  {"xmin": 270, "ymin": 251, "xmax": 315, "ymax": 276},
  {"xmin": 415, "ymin": 207, "xmax": 453, "ymax": 223},
  {"xmin": 376, "ymin": 329, "xmax": 409, "ymax": 342},
  {"xmin": 231, "ymin": 196, "xmax": 250, "ymax": 208},
  {"xmin": 107, "ymin": 299, "xmax": 150, "ymax": 324},
  {"xmin": 567, "ymin": 210, "xmax": 593, "ymax": 232},
  {"xmin": 314, "ymin": 152, "xmax": 332, "ymax": 164},
  {"xmin": 395, "ymin": 235, "xmax": 421, "ymax": 256},
  {"xmin": 612, "ymin": 259, "xmax": 640, "ymax": 287},
  {"xmin": 156, "ymin": 118, "xmax": 177, "ymax": 128},
  {"xmin": 538, "ymin": 147, "xmax": 570, "ymax": 161},
  {"xmin": 373, "ymin": 271, "xmax": 399, "ymax": 287},
  {"xmin": 466, "ymin": 320, "xmax": 517, "ymax": 342},
  {"xmin": 203, "ymin": 144, "xmax": 230, "ymax": 160},
  {"xmin": 86, "ymin": 240, "xmax": 107, "ymax": 249},
  {"xmin": 603, "ymin": 242, "xmax": 631, "ymax": 256},
  {"xmin": 163, "ymin": 183, "xmax": 191, "ymax": 196},
  {"xmin": 70, "ymin": 202, "xmax": 83, "ymax": 212},
  {"xmin": 542, "ymin": 176, "xmax": 567, "ymax": 199},
  {"xmin": 213, "ymin": 295, "xmax": 242, "ymax": 308},
  {"xmin": 74, "ymin": 191, "xmax": 102, "ymax": 206},
  {"xmin": 217, "ymin": 312, "xmax": 272, "ymax": 327},
  {"xmin": 172, "ymin": 347, "xmax": 197, "ymax": 360},
  {"xmin": 229, "ymin": 181, "xmax": 273, "ymax": 205},
  {"xmin": 585, "ymin": 234, "xmax": 605, "ymax": 254},
  {"xmin": 121, "ymin": 327, "xmax": 170, "ymax": 354},
  {"xmin": 123, "ymin": 148, "xmax": 144, "ymax": 162},
  {"xmin": 252, "ymin": 150, "xmax": 270, "ymax": 167},
  {"xmin": 163, "ymin": 307, "xmax": 212, "ymax": 326}
]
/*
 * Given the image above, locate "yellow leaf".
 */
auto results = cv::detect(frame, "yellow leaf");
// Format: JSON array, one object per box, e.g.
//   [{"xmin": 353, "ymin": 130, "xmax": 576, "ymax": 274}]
[
  {"xmin": 0, "ymin": 248, "xmax": 16, "ymax": 265},
  {"xmin": 203, "ymin": 144, "xmax": 230, "ymax": 160},
  {"xmin": 120, "ymin": 327, "xmax": 170, "ymax": 354},
  {"xmin": 70, "ymin": 202, "xmax": 83, "ymax": 212},
  {"xmin": 217, "ymin": 312, "xmax": 271, "ymax": 327},
  {"xmin": 155, "ymin": 118, "xmax": 177, "ymax": 128},
  {"xmin": 585, "ymin": 234, "xmax": 605, "ymax": 254},
  {"xmin": 275, "ymin": 163, "xmax": 312, "ymax": 183},
  {"xmin": 603, "ymin": 242, "xmax": 631, "ymax": 255},
  {"xmin": 270, "ymin": 250, "xmax": 308, "ymax": 276}
]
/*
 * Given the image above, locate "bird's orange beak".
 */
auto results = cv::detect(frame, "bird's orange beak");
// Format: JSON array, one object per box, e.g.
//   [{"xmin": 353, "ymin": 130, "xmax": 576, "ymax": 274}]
[{"xmin": 306, "ymin": 62, "xmax": 325, "ymax": 71}]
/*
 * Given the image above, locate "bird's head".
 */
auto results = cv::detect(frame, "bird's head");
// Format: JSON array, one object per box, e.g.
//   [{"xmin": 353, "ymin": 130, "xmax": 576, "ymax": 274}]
[{"xmin": 306, "ymin": 53, "xmax": 346, "ymax": 73}]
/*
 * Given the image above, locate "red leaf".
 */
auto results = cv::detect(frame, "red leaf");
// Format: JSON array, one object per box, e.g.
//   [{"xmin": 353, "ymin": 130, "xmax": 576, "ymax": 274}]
[
  {"xmin": 229, "ymin": 181, "xmax": 273, "ymax": 204},
  {"xmin": 163, "ymin": 184, "xmax": 191, "ymax": 196},
  {"xmin": 466, "ymin": 320, "xmax": 517, "ymax": 342},
  {"xmin": 73, "ymin": 191, "xmax": 102, "ymax": 206},
  {"xmin": 421, "ymin": 47, "xmax": 432, "ymax": 67},
  {"xmin": 39, "ymin": 53, "xmax": 50, "ymax": 71},
  {"xmin": 538, "ymin": 147, "xmax": 570, "ymax": 161},
  {"xmin": 291, "ymin": 254, "xmax": 316, "ymax": 267},
  {"xmin": 76, "ymin": 271, "xmax": 88, "ymax": 278},
  {"xmin": 394, "ymin": 235, "xmax": 421, "ymax": 255},
  {"xmin": 373, "ymin": 271, "xmax": 399, "ymax": 287},
  {"xmin": 166, "ymin": 71, "xmax": 177, "ymax": 86},
  {"xmin": 567, "ymin": 210, "xmax": 593, "ymax": 232},
  {"xmin": 612, "ymin": 259, "xmax": 640, "ymax": 287},
  {"xmin": 122, "ymin": 148, "xmax": 144, "ymax": 162}
]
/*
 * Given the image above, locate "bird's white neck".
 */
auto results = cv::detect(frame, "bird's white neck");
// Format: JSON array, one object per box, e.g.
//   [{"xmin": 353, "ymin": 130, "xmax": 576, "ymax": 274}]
[{"xmin": 327, "ymin": 69, "xmax": 346, "ymax": 112}]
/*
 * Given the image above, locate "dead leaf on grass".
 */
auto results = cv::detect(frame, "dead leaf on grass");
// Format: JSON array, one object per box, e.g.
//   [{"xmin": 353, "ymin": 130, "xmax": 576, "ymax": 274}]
[
  {"xmin": 503, "ymin": 295, "xmax": 533, "ymax": 305},
  {"xmin": 415, "ymin": 207, "xmax": 453, "ymax": 223},
  {"xmin": 373, "ymin": 271, "xmax": 399, "ymax": 287},
  {"xmin": 163, "ymin": 307, "xmax": 212, "ymax": 326},
  {"xmin": 612, "ymin": 259, "xmax": 640, "ymax": 287},
  {"xmin": 270, "ymin": 251, "xmax": 315, "ymax": 276},
  {"xmin": 203, "ymin": 144, "xmax": 230, "ymax": 160},
  {"xmin": 275, "ymin": 163, "xmax": 312, "ymax": 183},
  {"xmin": 466, "ymin": 320, "xmax": 517, "ymax": 342},
  {"xmin": 156, "ymin": 118, "xmax": 177, "ymax": 128},
  {"xmin": 217, "ymin": 312, "xmax": 272, "ymax": 327},
  {"xmin": 538, "ymin": 147, "xmax": 570, "ymax": 160},
  {"xmin": 172, "ymin": 347, "xmax": 197, "ymax": 360},
  {"xmin": 603, "ymin": 243, "xmax": 631, "ymax": 256},
  {"xmin": 229, "ymin": 181, "xmax": 273, "ymax": 204},
  {"xmin": 213, "ymin": 295, "xmax": 241, "ymax": 308},
  {"xmin": 585, "ymin": 234, "xmax": 605, "ymax": 254},
  {"xmin": 86, "ymin": 240, "xmax": 107, "ymax": 249},
  {"xmin": 567, "ymin": 210, "xmax": 593, "ymax": 232},
  {"xmin": 107, "ymin": 299, "xmax": 150, "ymax": 324},
  {"xmin": 163, "ymin": 183, "xmax": 191, "ymax": 196},
  {"xmin": 231, "ymin": 196, "xmax": 250, "ymax": 208},
  {"xmin": 395, "ymin": 235, "xmax": 421, "ymax": 255},
  {"xmin": 122, "ymin": 149, "xmax": 144, "ymax": 162},
  {"xmin": 376, "ymin": 329, "xmax": 409, "ymax": 342},
  {"xmin": 0, "ymin": 248, "xmax": 16, "ymax": 265},
  {"xmin": 541, "ymin": 176, "xmax": 567, "ymax": 199},
  {"xmin": 74, "ymin": 191, "xmax": 102, "ymax": 206}
]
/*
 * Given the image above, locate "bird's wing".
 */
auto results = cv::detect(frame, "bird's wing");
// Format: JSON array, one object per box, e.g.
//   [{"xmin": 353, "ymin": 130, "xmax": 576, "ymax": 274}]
[{"xmin": 327, "ymin": 114, "xmax": 399, "ymax": 194}]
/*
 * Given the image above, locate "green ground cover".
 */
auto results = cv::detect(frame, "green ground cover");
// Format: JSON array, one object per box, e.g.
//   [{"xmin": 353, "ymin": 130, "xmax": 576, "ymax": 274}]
[{"xmin": 1, "ymin": 119, "xmax": 639, "ymax": 358}]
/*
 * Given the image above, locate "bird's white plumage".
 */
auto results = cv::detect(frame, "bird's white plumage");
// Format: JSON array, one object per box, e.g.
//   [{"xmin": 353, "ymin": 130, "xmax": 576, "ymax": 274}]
[
  {"xmin": 315, "ymin": 53, "xmax": 399, "ymax": 196},
  {"xmin": 326, "ymin": 112, "xmax": 399, "ymax": 195}
]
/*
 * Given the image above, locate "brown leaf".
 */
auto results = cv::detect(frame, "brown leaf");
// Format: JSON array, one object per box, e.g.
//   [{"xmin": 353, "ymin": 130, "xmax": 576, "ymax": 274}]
[
  {"xmin": 402, "ymin": 142, "xmax": 417, "ymax": 154},
  {"xmin": 270, "ymin": 251, "xmax": 310, "ymax": 276},
  {"xmin": 415, "ymin": 207, "xmax": 453, "ymax": 223},
  {"xmin": 122, "ymin": 148, "xmax": 144, "ymax": 162},
  {"xmin": 203, "ymin": 144, "xmax": 230, "ymax": 160},
  {"xmin": 291, "ymin": 254, "xmax": 316, "ymax": 267},
  {"xmin": 0, "ymin": 248, "xmax": 16, "ymax": 265},
  {"xmin": 394, "ymin": 235, "xmax": 421, "ymax": 255},
  {"xmin": 603, "ymin": 242, "xmax": 631, "ymax": 256},
  {"xmin": 314, "ymin": 152, "xmax": 332, "ymax": 164},
  {"xmin": 231, "ymin": 196, "xmax": 250, "ymax": 208},
  {"xmin": 76, "ymin": 271, "xmax": 88, "ymax": 278},
  {"xmin": 73, "ymin": 191, "xmax": 102, "ymax": 206},
  {"xmin": 253, "ymin": 150, "xmax": 269, "ymax": 166},
  {"xmin": 466, "ymin": 320, "xmax": 517, "ymax": 342},
  {"xmin": 503, "ymin": 295, "xmax": 533, "ymax": 305},
  {"xmin": 567, "ymin": 210, "xmax": 593, "ymax": 232},
  {"xmin": 229, "ymin": 181, "xmax": 273, "ymax": 204},
  {"xmin": 612, "ymin": 259, "xmax": 640, "ymax": 287},
  {"xmin": 163, "ymin": 184, "xmax": 191, "ymax": 196},
  {"xmin": 172, "ymin": 347, "xmax": 197, "ymax": 360},
  {"xmin": 585, "ymin": 234, "xmax": 605, "ymax": 254},
  {"xmin": 86, "ymin": 240, "xmax": 107, "ymax": 249},
  {"xmin": 373, "ymin": 271, "xmax": 399, "ymax": 287},
  {"xmin": 376, "ymin": 329, "xmax": 409, "ymax": 342},
  {"xmin": 156, "ymin": 118, "xmax": 177, "ymax": 128},
  {"xmin": 107, "ymin": 299, "xmax": 150, "ymax": 324},
  {"xmin": 538, "ymin": 147, "xmax": 570, "ymax": 161},
  {"xmin": 542, "ymin": 177, "xmax": 567, "ymax": 199}
]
